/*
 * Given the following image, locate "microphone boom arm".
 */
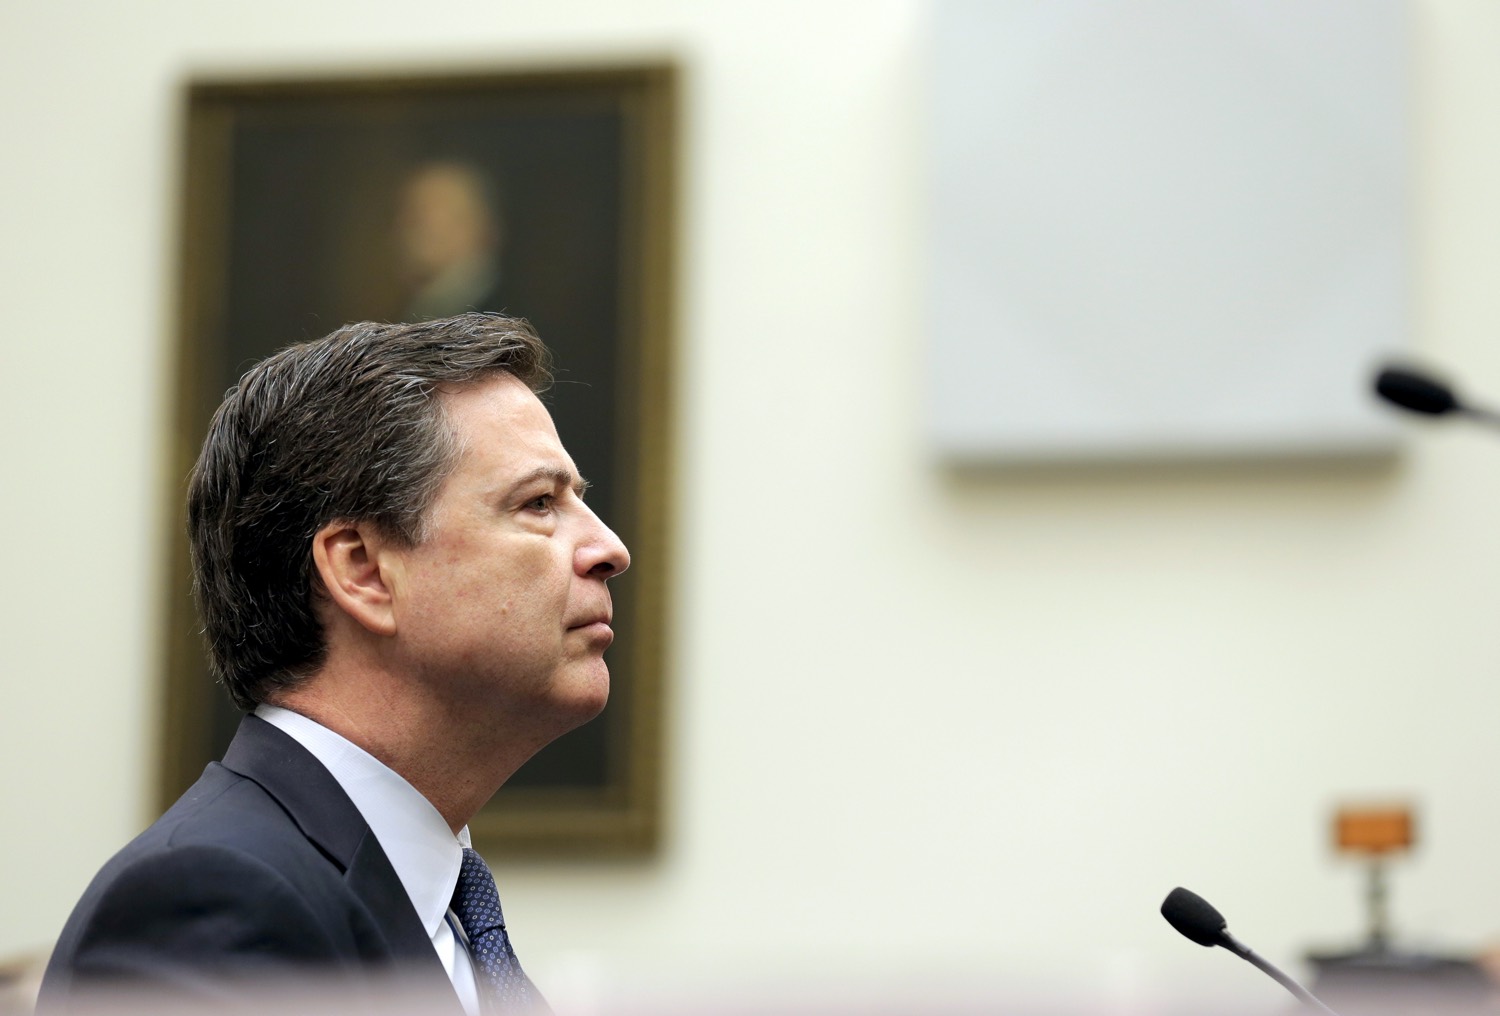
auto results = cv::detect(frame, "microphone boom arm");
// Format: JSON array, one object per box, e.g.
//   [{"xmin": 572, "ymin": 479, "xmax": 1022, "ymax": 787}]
[{"xmin": 1221, "ymin": 931, "xmax": 1337, "ymax": 1014}]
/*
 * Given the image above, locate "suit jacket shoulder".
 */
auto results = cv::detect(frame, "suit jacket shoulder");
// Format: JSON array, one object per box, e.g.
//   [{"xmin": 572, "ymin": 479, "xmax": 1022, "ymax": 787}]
[{"xmin": 38, "ymin": 716, "xmax": 458, "ymax": 1012}]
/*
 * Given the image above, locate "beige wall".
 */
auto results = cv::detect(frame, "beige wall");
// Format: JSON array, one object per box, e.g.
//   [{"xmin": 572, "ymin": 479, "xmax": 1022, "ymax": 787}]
[{"xmin": 5, "ymin": 1, "xmax": 1500, "ymax": 1009}]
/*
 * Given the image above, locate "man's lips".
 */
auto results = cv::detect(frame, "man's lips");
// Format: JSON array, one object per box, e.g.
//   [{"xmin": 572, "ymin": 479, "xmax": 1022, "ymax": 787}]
[{"xmin": 569, "ymin": 618, "xmax": 614, "ymax": 648}]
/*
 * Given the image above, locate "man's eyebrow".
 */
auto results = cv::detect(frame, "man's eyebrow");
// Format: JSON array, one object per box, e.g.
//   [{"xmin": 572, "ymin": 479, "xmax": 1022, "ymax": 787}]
[{"xmin": 507, "ymin": 466, "xmax": 590, "ymax": 498}]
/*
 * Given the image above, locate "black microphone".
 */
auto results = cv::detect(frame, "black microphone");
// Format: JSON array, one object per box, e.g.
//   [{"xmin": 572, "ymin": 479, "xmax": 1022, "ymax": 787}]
[
  {"xmin": 1160, "ymin": 887, "xmax": 1339, "ymax": 1014},
  {"xmin": 1374, "ymin": 364, "xmax": 1500, "ymax": 427}
]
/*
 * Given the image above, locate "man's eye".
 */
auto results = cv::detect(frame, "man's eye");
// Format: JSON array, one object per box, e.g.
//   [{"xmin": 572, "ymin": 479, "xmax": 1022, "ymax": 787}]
[{"xmin": 525, "ymin": 494, "xmax": 554, "ymax": 512}]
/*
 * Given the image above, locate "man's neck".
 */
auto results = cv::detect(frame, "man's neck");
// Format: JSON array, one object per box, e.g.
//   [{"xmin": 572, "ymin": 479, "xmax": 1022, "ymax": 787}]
[{"xmin": 269, "ymin": 662, "xmax": 542, "ymax": 833}]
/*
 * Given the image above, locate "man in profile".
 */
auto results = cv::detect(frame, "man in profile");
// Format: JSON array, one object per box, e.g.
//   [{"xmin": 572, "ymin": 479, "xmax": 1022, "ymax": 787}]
[
  {"xmin": 39, "ymin": 313, "xmax": 629, "ymax": 1014},
  {"xmin": 395, "ymin": 161, "xmax": 507, "ymax": 321}
]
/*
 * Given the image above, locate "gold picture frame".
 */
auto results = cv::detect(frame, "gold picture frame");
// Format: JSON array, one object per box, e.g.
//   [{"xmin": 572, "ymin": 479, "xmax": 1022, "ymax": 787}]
[{"xmin": 160, "ymin": 66, "xmax": 675, "ymax": 855}]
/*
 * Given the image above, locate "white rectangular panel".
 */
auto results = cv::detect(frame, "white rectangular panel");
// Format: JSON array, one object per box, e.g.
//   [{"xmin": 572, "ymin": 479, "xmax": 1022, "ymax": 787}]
[{"xmin": 928, "ymin": 0, "xmax": 1409, "ymax": 462}]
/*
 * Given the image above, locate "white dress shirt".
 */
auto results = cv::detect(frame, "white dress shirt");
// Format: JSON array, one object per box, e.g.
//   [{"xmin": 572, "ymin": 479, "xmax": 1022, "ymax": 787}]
[{"xmin": 255, "ymin": 704, "xmax": 482, "ymax": 1016}]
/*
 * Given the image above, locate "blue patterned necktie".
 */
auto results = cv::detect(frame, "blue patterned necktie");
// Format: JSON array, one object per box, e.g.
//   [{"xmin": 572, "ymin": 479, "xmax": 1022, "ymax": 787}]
[{"xmin": 451, "ymin": 847, "xmax": 546, "ymax": 1014}]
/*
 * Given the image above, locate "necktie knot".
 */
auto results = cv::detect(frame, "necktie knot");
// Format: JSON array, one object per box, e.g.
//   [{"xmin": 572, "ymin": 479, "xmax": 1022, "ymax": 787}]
[
  {"xmin": 451, "ymin": 847, "xmax": 544, "ymax": 1013},
  {"xmin": 454, "ymin": 847, "xmax": 508, "ymax": 938}
]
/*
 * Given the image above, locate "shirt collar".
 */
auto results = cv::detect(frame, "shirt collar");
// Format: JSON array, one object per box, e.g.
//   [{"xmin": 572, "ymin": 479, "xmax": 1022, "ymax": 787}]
[{"xmin": 254, "ymin": 704, "xmax": 468, "ymax": 939}]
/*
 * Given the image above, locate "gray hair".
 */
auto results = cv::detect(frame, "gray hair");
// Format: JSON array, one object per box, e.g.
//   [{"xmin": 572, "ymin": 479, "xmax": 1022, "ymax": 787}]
[{"xmin": 187, "ymin": 312, "xmax": 553, "ymax": 710}]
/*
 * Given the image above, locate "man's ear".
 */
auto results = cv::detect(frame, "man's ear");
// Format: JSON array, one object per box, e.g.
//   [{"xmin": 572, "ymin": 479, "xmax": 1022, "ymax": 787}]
[{"xmin": 310, "ymin": 521, "xmax": 399, "ymax": 637}]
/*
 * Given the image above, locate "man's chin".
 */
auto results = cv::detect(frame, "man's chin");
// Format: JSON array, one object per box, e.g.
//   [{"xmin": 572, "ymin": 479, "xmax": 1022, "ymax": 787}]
[{"xmin": 544, "ymin": 664, "xmax": 610, "ymax": 726}]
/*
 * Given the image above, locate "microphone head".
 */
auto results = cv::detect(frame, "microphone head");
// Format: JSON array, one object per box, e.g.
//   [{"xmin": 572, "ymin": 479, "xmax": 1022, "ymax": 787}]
[
  {"xmin": 1375, "ymin": 366, "xmax": 1461, "ymax": 416},
  {"xmin": 1161, "ymin": 887, "xmax": 1229, "ymax": 948}
]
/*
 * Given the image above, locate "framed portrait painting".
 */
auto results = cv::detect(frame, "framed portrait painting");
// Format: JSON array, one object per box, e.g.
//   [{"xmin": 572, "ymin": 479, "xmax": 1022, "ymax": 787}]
[{"xmin": 161, "ymin": 66, "xmax": 675, "ymax": 854}]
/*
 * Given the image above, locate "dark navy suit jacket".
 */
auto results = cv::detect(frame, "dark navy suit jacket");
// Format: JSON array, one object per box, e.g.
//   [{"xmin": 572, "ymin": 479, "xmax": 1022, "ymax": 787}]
[{"xmin": 38, "ymin": 715, "xmax": 463, "ymax": 1012}]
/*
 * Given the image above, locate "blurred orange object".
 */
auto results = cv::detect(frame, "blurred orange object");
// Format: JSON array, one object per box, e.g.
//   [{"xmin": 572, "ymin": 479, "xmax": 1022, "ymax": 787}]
[{"xmin": 1334, "ymin": 805, "xmax": 1414, "ymax": 855}]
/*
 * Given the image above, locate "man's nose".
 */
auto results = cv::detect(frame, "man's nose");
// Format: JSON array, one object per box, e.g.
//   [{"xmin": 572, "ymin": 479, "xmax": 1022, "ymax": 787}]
[{"xmin": 576, "ymin": 506, "xmax": 630, "ymax": 578}]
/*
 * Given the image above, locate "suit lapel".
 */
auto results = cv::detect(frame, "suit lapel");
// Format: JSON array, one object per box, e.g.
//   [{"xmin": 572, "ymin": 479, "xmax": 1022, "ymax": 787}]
[
  {"xmin": 221, "ymin": 714, "xmax": 366, "ymax": 863},
  {"xmin": 219, "ymin": 716, "xmax": 452, "ymax": 974},
  {"xmin": 344, "ymin": 829, "xmax": 450, "ymax": 961}
]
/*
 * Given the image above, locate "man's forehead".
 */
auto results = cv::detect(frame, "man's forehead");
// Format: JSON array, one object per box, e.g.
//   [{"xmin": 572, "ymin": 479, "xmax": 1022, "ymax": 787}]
[
  {"xmin": 438, "ymin": 371, "xmax": 542, "ymax": 412},
  {"xmin": 442, "ymin": 375, "xmax": 556, "ymax": 442},
  {"xmin": 440, "ymin": 375, "xmax": 580, "ymax": 481}
]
